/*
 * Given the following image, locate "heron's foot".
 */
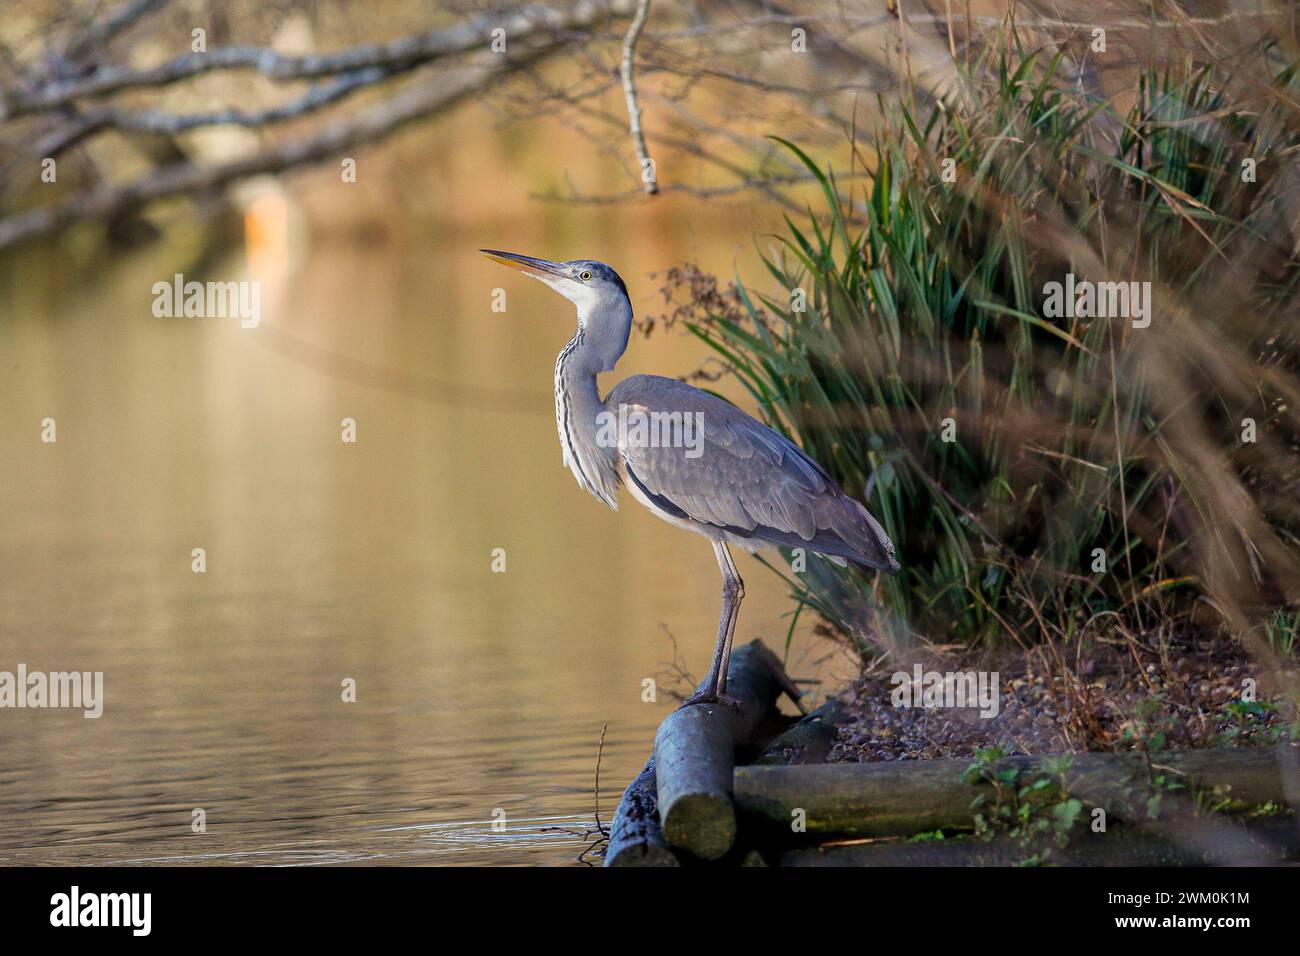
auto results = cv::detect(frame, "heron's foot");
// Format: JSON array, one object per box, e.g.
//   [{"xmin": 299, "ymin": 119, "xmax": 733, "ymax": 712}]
[{"xmin": 679, "ymin": 690, "xmax": 742, "ymax": 711}]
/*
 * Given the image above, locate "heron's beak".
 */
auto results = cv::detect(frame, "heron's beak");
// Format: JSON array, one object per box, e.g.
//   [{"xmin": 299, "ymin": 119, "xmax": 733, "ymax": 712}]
[{"xmin": 479, "ymin": 249, "xmax": 567, "ymax": 280}]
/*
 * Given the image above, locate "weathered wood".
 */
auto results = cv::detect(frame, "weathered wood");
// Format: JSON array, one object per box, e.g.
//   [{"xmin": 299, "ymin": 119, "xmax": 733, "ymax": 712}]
[
  {"xmin": 605, "ymin": 638, "xmax": 795, "ymax": 865},
  {"xmin": 780, "ymin": 819, "xmax": 1300, "ymax": 866},
  {"xmin": 604, "ymin": 758, "xmax": 679, "ymax": 867},
  {"xmin": 736, "ymin": 748, "xmax": 1293, "ymax": 840},
  {"xmin": 754, "ymin": 698, "xmax": 848, "ymax": 766},
  {"xmin": 653, "ymin": 640, "xmax": 793, "ymax": 860},
  {"xmin": 655, "ymin": 707, "xmax": 735, "ymax": 859}
]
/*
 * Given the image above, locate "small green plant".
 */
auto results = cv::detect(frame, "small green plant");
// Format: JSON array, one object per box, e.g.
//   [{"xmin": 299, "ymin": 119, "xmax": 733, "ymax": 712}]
[
  {"xmin": 1191, "ymin": 782, "xmax": 1234, "ymax": 818},
  {"xmin": 962, "ymin": 748, "xmax": 1082, "ymax": 863},
  {"xmin": 1121, "ymin": 697, "xmax": 1183, "ymax": 752},
  {"xmin": 1215, "ymin": 698, "xmax": 1281, "ymax": 745},
  {"xmin": 1260, "ymin": 610, "xmax": 1299, "ymax": 658},
  {"xmin": 1246, "ymin": 801, "xmax": 1291, "ymax": 819},
  {"xmin": 1142, "ymin": 768, "xmax": 1189, "ymax": 820}
]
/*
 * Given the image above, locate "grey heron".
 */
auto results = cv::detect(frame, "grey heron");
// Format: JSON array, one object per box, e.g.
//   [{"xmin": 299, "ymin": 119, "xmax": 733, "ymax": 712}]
[{"xmin": 482, "ymin": 250, "xmax": 899, "ymax": 705}]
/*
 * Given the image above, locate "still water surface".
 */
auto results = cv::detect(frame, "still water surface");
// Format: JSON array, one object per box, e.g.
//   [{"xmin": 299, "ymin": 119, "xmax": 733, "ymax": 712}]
[{"xmin": 0, "ymin": 206, "xmax": 846, "ymax": 865}]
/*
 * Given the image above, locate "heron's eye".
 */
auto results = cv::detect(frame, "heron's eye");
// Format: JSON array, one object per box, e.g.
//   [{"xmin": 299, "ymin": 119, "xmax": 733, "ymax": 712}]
[{"xmin": 579, "ymin": 271, "xmax": 592, "ymax": 282}]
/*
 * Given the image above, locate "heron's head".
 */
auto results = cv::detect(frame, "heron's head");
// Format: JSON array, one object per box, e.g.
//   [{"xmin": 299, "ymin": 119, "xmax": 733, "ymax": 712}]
[
  {"xmin": 480, "ymin": 250, "xmax": 632, "ymax": 370},
  {"xmin": 480, "ymin": 249, "xmax": 631, "ymax": 313}
]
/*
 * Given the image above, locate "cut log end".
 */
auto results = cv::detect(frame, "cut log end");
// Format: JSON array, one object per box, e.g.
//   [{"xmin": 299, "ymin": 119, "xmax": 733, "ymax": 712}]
[{"xmin": 661, "ymin": 792, "xmax": 736, "ymax": 861}]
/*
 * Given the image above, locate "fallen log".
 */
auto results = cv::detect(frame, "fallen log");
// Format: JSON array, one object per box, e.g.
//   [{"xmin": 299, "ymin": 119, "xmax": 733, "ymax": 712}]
[
  {"xmin": 754, "ymin": 698, "xmax": 848, "ymax": 766},
  {"xmin": 736, "ymin": 747, "xmax": 1294, "ymax": 840},
  {"xmin": 653, "ymin": 640, "xmax": 796, "ymax": 860},
  {"xmin": 604, "ymin": 758, "xmax": 679, "ymax": 867},
  {"xmin": 605, "ymin": 639, "xmax": 796, "ymax": 865}
]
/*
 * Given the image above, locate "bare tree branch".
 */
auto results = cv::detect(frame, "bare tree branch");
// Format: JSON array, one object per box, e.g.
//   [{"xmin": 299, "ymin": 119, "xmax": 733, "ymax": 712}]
[
  {"xmin": 0, "ymin": 46, "xmax": 557, "ymax": 250},
  {"xmin": 0, "ymin": 0, "xmax": 632, "ymax": 120},
  {"xmin": 620, "ymin": 0, "xmax": 657, "ymax": 194},
  {"xmin": 33, "ymin": 66, "xmax": 395, "ymax": 157},
  {"xmin": 17, "ymin": 0, "xmax": 1249, "ymax": 250}
]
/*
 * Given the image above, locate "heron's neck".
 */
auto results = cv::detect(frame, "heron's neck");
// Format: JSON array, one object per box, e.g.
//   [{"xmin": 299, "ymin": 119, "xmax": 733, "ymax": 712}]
[{"xmin": 554, "ymin": 329, "xmax": 620, "ymax": 509}]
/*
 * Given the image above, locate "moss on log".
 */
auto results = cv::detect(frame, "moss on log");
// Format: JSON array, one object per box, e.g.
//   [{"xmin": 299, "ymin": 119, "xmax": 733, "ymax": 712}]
[{"xmin": 736, "ymin": 747, "xmax": 1293, "ymax": 840}]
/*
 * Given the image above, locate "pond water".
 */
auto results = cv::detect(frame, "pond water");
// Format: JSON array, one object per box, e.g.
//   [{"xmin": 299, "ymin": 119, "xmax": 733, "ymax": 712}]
[{"xmin": 0, "ymin": 188, "xmax": 849, "ymax": 865}]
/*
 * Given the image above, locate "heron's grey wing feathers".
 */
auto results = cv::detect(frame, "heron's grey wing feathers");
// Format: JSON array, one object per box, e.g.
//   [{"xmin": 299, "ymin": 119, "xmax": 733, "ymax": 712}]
[{"xmin": 606, "ymin": 375, "xmax": 898, "ymax": 571}]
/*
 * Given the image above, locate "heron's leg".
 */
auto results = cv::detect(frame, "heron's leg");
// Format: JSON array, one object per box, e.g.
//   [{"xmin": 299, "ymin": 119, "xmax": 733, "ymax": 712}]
[
  {"xmin": 714, "ymin": 541, "xmax": 744, "ymax": 695},
  {"xmin": 686, "ymin": 540, "xmax": 744, "ymax": 707}
]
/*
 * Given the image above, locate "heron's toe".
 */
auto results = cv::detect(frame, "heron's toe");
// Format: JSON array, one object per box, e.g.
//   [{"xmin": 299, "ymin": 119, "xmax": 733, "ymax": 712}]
[
  {"xmin": 679, "ymin": 690, "xmax": 718, "ymax": 708},
  {"xmin": 678, "ymin": 691, "xmax": 741, "ymax": 712}
]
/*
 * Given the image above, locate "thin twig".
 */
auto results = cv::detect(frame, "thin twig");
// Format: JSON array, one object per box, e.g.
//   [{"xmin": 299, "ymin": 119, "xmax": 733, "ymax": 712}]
[{"xmin": 592, "ymin": 723, "xmax": 609, "ymax": 836}]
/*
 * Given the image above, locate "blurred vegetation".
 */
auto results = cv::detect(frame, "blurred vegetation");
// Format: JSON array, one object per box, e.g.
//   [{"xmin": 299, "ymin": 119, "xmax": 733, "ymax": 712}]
[{"xmin": 661, "ymin": 30, "xmax": 1300, "ymax": 661}]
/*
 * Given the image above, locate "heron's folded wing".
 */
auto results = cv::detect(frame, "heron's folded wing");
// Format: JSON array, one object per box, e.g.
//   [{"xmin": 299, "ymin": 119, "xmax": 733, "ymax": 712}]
[{"xmin": 607, "ymin": 375, "xmax": 838, "ymax": 543}]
